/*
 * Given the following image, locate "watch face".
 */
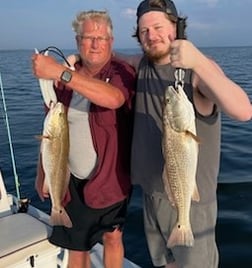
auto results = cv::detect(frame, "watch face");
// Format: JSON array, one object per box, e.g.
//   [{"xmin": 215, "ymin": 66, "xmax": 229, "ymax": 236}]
[{"xmin": 61, "ymin": 70, "xmax": 72, "ymax": 83}]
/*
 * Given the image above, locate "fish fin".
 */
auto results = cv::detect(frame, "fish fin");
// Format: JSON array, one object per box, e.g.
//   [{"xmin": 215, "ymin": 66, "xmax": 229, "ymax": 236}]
[
  {"xmin": 42, "ymin": 180, "xmax": 50, "ymax": 198},
  {"xmin": 34, "ymin": 135, "xmax": 43, "ymax": 140},
  {"xmin": 50, "ymin": 207, "xmax": 73, "ymax": 228},
  {"xmin": 41, "ymin": 135, "xmax": 50, "ymax": 139},
  {"xmin": 162, "ymin": 168, "xmax": 175, "ymax": 206},
  {"xmin": 167, "ymin": 223, "xmax": 194, "ymax": 248},
  {"xmin": 191, "ymin": 183, "xmax": 200, "ymax": 202},
  {"xmin": 63, "ymin": 168, "xmax": 71, "ymax": 194},
  {"xmin": 185, "ymin": 130, "xmax": 201, "ymax": 143},
  {"xmin": 34, "ymin": 135, "xmax": 50, "ymax": 140}
]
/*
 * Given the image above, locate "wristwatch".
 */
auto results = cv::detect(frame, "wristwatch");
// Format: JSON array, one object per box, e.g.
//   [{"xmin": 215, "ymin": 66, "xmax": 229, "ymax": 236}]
[{"xmin": 60, "ymin": 70, "xmax": 72, "ymax": 83}]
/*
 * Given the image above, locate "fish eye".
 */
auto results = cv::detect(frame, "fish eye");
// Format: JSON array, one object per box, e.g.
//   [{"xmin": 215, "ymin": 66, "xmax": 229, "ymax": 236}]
[{"xmin": 165, "ymin": 97, "xmax": 170, "ymax": 104}]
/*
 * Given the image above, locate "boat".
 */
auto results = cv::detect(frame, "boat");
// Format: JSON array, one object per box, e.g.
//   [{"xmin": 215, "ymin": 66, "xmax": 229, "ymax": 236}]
[
  {"xmin": 0, "ymin": 69, "xmax": 141, "ymax": 268},
  {"xmin": 0, "ymin": 170, "xmax": 141, "ymax": 268}
]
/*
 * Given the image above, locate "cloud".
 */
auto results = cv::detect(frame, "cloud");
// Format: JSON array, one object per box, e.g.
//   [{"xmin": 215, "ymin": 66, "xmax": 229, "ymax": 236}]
[
  {"xmin": 192, "ymin": 0, "xmax": 219, "ymax": 8},
  {"xmin": 121, "ymin": 8, "xmax": 136, "ymax": 19},
  {"xmin": 189, "ymin": 21, "xmax": 212, "ymax": 30},
  {"xmin": 177, "ymin": 0, "xmax": 219, "ymax": 8}
]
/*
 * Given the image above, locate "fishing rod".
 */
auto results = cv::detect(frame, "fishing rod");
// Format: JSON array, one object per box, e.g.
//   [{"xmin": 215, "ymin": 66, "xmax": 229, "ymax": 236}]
[
  {"xmin": 38, "ymin": 46, "xmax": 72, "ymax": 67},
  {"xmin": 0, "ymin": 72, "xmax": 21, "ymax": 200},
  {"xmin": 175, "ymin": 17, "xmax": 186, "ymax": 90}
]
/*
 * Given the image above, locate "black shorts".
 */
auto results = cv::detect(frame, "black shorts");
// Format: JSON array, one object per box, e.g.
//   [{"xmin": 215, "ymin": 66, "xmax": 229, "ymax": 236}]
[{"xmin": 49, "ymin": 174, "xmax": 130, "ymax": 251}]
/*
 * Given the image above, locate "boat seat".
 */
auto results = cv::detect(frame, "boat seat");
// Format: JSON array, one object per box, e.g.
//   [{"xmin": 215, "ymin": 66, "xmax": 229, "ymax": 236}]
[
  {"xmin": 0, "ymin": 213, "xmax": 52, "ymax": 258},
  {"xmin": 0, "ymin": 170, "xmax": 11, "ymax": 216}
]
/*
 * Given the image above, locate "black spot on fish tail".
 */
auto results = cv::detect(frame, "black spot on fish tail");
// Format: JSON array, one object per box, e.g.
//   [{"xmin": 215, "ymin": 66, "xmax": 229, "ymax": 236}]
[{"xmin": 50, "ymin": 207, "xmax": 73, "ymax": 228}]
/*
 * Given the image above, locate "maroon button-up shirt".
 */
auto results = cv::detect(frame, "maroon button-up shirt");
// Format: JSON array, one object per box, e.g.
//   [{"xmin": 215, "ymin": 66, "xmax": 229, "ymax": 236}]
[{"xmin": 55, "ymin": 56, "xmax": 136, "ymax": 208}]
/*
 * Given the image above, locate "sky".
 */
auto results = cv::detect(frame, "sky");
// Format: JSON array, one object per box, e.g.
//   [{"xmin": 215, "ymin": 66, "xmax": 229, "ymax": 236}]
[{"xmin": 0, "ymin": 0, "xmax": 252, "ymax": 50}]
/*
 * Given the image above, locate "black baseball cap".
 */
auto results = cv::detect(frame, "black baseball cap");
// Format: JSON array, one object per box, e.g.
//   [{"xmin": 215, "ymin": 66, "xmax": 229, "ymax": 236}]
[{"xmin": 136, "ymin": 0, "xmax": 178, "ymax": 20}]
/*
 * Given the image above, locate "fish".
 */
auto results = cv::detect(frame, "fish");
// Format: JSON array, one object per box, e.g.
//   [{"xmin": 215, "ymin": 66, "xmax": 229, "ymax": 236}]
[
  {"xmin": 162, "ymin": 84, "xmax": 200, "ymax": 247},
  {"xmin": 40, "ymin": 101, "xmax": 72, "ymax": 228}
]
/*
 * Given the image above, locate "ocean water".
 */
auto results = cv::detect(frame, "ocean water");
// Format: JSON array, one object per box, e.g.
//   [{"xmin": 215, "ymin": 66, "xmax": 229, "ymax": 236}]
[{"xmin": 0, "ymin": 47, "xmax": 252, "ymax": 267}]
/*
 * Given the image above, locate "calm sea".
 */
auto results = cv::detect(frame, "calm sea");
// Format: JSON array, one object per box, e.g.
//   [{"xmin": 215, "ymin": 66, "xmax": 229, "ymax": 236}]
[{"xmin": 0, "ymin": 47, "xmax": 252, "ymax": 268}]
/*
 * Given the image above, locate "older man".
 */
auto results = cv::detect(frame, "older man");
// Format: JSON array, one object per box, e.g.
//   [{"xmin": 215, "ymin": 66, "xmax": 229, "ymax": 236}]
[{"xmin": 32, "ymin": 10, "xmax": 135, "ymax": 268}]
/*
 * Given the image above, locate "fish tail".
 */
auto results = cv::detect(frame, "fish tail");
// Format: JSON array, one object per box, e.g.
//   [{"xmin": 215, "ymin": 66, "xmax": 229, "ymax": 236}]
[
  {"xmin": 167, "ymin": 223, "xmax": 194, "ymax": 248},
  {"xmin": 50, "ymin": 207, "xmax": 73, "ymax": 228}
]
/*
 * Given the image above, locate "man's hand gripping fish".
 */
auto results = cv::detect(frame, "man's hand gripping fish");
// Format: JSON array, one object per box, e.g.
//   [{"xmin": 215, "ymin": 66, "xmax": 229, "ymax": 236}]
[{"xmin": 162, "ymin": 84, "xmax": 200, "ymax": 247}]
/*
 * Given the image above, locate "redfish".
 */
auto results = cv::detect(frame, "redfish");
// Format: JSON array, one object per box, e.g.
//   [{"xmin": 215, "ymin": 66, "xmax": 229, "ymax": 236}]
[
  {"xmin": 41, "ymin": 102, "xmax": 72, "ymax": 228},
  {"xmin": 162, "ymin": 85, "xmax": 200, "ymax": 247}
]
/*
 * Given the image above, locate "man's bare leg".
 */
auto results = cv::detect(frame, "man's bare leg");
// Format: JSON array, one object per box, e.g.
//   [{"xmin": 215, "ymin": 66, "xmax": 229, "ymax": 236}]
[
  {"xmin": 68, "ymin": 250, "xmax": 91, "ymax": 268},
  {"xmin": 103, "ymin": 228, "xmax": 124, "ymax": 268}
]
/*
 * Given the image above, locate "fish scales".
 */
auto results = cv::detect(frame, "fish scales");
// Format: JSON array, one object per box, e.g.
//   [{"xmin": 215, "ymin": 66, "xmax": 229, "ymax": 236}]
[
  {"xmin": 162, "ymin": 85, "xmax": 200, "ymax": 248},
  {"xmin": 41, "ymin": 102, "xmax": 72, "ymax": 228}
]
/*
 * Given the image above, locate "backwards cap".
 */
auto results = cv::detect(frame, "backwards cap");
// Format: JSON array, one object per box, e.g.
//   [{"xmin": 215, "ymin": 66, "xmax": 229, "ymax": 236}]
[{"xmin": 137, "ymin": 0, "xmax": 178, "ymax": 21}]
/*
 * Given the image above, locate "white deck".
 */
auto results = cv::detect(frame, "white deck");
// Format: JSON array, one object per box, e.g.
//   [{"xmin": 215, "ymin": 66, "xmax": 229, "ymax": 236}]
[{"xmin": 0, "ymin": 170, "xmax": 141, "ymax": 268}]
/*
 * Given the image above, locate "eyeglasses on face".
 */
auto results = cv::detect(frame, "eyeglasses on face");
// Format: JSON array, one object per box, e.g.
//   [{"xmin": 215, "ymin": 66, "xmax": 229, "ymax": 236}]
[{"xmin": 78, "ymin": 35, "xmax": 111, "ymax": 44}]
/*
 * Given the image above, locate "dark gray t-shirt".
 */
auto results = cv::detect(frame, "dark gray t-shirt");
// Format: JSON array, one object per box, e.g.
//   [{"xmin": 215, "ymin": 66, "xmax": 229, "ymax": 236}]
[{"xmin": 131, "ymin": 56, "xmax": 221, "ymax": 204}]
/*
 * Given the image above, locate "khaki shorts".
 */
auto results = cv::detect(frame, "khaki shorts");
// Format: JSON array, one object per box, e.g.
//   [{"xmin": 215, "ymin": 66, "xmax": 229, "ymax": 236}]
[{"xmin": 143, "ymin": 193, "xmax": 219, "ymax": 268}]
